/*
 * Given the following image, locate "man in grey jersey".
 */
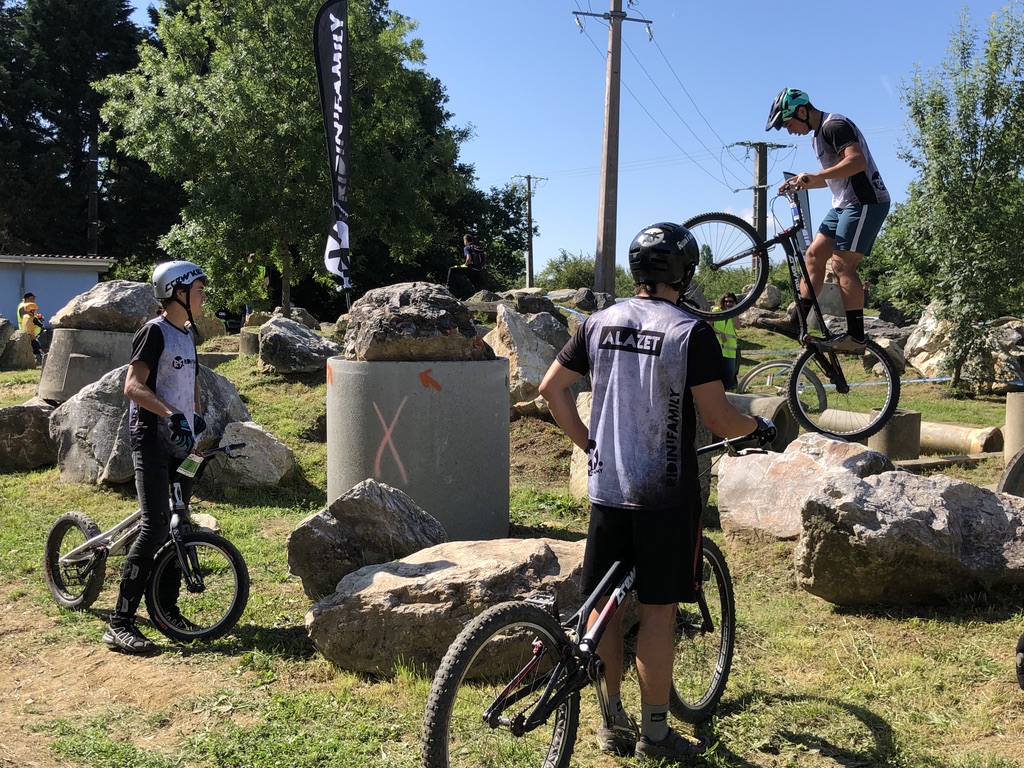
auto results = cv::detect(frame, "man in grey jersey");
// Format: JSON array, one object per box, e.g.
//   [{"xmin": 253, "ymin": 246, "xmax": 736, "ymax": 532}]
[
  {"xmin": 765, "ymin": 88, "xmax": 890, "ymax": 353},
  {"xmin": 539, "ymin": 222, "xmax": 775, "ymax": 762}
]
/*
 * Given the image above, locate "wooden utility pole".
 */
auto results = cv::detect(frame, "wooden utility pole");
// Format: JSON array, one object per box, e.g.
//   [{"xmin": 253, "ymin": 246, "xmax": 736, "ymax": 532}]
[
  {"xmin": 513, "ymin": 174, "xmax": 546, "ymax": 288},
  {"xmin": 573, "ymin": 2, "xmax": 651, "ymax": 296},
  {"xmin": 733, "ymin": 140, "xmax": 786, "ymax": 239}
]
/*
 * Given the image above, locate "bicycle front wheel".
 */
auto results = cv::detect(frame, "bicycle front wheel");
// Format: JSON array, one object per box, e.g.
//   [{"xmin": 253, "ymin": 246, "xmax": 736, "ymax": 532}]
[
  {"xmin": 145, "ymin": 531, "xmax": 249, "ymax": 642},
  {"xmin": 681, "ymin": 212, "xmax": 769, "ymax": 320},
  {"xmin": 421, "ymin": 601, "xmax": 580, "ymax": 768},
  {"xmin": 788, "ymin": 338, "xmax": 900, "ymax": 441},
  {"xmin": 738, "ymin": 358, "xmax": 828, "ymax": 413},
  {"xmin": 43, "ymin": 511, "xmax": 106, "ymax": 610},
  {"xmin": 670, "ymin": 539, "xmax": 735, "ymax": 723}
]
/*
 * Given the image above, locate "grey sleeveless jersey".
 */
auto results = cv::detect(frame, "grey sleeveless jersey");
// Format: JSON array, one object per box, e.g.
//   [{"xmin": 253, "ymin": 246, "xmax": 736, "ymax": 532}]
[
  {"xmin": 814, "ymin": 112, "xmax": 889, "ymax": 208},
  {"xmin": 581, "ymin": 297, "xmax": 700, "ymax": 509}
]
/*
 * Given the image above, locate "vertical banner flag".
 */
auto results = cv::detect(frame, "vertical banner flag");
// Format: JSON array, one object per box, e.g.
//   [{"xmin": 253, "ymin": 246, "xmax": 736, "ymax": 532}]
[{"xmin": 314, "ymin": 0, "xmax": 352, "ymax": 289}]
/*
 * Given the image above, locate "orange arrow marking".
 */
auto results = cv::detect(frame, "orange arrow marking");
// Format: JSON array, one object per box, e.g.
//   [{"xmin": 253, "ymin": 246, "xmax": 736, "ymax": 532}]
[
  {"xmin": 326, "ymin": 364, "xmax": 334, "ymax": 385},
  {"xmin": 420, "ymin": 369, "xmax": 442, "ymax": 391}
]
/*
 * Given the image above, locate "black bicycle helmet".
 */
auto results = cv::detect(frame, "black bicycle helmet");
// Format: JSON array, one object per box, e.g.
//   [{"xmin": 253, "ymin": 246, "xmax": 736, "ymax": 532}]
[
  {"xmin": 628, "ymin": 222, "xmax": 699, "ymax": 287},
  {"xmin": 766, "ymin": 88, "xmax": 810, "ymax": 131}
]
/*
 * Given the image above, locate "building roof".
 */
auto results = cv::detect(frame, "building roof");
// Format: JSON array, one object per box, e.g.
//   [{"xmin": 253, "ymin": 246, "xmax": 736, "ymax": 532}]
[{"xmin": 0, "ymin": 253, "xmax": 117, "ymax": 267}]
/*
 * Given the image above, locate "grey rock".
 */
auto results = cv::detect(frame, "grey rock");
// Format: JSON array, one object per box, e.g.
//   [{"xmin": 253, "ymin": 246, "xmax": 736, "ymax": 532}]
[
  {"xmin": 0, "ymin": 403, "xmax": 57, "ymax": 469},
  {"xmin": 50, "ymin": 280, "xmax": 159, "ymax": 333},
  {"xmin": 288, "ymin": 479, "xmax": 448, "ymax": 600},
  {"xmin": 0, "ymin": 330, "xmax": 36, "ymax": 370},
  {"xmin": 258, "ymin": 316, "xmax": 340, "ymax": 374}
]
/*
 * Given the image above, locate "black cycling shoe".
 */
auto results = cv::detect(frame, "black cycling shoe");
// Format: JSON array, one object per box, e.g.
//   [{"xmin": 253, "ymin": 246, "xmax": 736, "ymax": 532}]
[
  {"xmin": 102, "ymin": 621, "xmax": 158, "ymax": 655},
  {"xmin": 165, "ymin": 608, "xmax": 200, "ymax": 632}
]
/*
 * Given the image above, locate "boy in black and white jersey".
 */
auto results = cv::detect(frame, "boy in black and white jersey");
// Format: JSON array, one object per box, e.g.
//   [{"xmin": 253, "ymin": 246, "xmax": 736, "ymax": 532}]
[
  {"xmin": 102, "ymin": 260, "xmax": 210, "ymax": 654},
  {"xmin": 540, "ymin": 222, "xmax": 774, "ymax": 762}
]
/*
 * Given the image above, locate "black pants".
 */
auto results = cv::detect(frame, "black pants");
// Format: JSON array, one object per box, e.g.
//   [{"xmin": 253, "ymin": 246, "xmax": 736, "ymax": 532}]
[{"xmin": 111, "ymin": 442, "xmax": 193, "ymax": 623}]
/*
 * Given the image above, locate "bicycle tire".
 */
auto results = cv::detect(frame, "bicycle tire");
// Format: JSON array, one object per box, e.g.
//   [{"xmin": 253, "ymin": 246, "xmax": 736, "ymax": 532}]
[
  {"xmin": 421, "ymin": 601, "xmax": 580, "ymax": 768},
  {"xmin": 144, "ymin": 530, "xmax": 249, "ymax": 642},
  {"xmin": 738, "ymin": 358, "xmax": 828, "ymax": 413},
  {"xmin": 681, "ymin": 212, "xmax": 769, "ymax": 320},
  {"xmin": 670, "ymin": 538, "xmax": 735, "ymax": 723},
  {"xmin": 787, "ymin": 337, "xmax": 900, "ymax": 441},
  {"xmin": 43, "ymin": 511, "xmax": 106, "ymax": 610}
]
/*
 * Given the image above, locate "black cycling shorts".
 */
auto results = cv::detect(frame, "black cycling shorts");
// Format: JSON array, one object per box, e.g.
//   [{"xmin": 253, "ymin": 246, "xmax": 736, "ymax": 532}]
[{"xmin": 580, "ymin": 501, "xmax": 702, "ymax": 605}]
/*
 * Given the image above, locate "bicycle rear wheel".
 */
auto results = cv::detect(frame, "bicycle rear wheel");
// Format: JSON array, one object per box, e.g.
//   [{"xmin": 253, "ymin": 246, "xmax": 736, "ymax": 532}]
[
  {"xmin": 681, "ymin": 212, "xmax": 769, "ymax": 320},
  {"xmin": 788, "ymin": 338, "xmax": 900, "ymax": 441},
  {"xmin": 43, "ymin": 511, "xmax": 106, "ymax": 610},
  {"xmin": 738, "ymin": 358, "xmax": 828, "ymax": 413},
  {"xmin": 670, "ymin": 538, "xmax": 735, "ymax": 723},
  {"xmin": 421, "ymin": 601, "xmax": 580, "ymax": 768},
  {"xmin": 145, "ymin": 531, "xmax": 249, "ymax": 642}
]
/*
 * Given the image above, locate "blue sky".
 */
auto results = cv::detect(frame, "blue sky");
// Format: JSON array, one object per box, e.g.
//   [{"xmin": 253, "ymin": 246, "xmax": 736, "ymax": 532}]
[{"xmin": 130, "ymin": 1, "xmax": 1013, "ymax": 279}]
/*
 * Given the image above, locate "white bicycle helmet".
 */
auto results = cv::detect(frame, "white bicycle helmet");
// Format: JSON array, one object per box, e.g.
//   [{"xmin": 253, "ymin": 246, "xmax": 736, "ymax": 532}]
[{"xmin": 153, "ymin": 260, "xmax": 208, "ymax": 299}]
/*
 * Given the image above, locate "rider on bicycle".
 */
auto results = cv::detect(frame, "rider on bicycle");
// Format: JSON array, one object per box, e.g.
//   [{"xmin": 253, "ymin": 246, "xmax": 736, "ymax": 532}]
[
  {"xmin": 103, "ymin": 260, "xmax": 209, "ymax": 654},
  {"xmin": 540, "ymin": 223, "xmax": 775, "ymax": 762},
  {"xmin": 765, "ymin": 87, "xmax": 890, "ymax": 353}
]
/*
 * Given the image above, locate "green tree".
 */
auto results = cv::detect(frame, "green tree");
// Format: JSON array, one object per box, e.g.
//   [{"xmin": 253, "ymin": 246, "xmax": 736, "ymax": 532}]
[
  {"xmin": 99, "ymin": 0, "xmax": 526, "ymax": 317},
  {"xmin": 868, "ymin": 6, "xmax": 1024, "ymax": 386},
  {"xmin": 536, "ymin": 249, "xmax": 633, "ymax": 297}
]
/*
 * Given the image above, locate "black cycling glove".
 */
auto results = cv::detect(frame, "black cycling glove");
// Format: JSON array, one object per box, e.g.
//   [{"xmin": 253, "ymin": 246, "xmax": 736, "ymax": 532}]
[
  {"xmin": 168, "ymin": 411, "xmax": 195, "ymax": 452},
  {"xmin": 751, "ymin": 416, "xmax": 777, "ymax": 446}
]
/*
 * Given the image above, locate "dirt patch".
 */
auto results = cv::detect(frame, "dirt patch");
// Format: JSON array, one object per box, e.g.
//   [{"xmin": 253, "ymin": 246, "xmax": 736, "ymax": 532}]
[{"xmin": 510, "ymin": 416, "xmax": 573, "ymax": 492}]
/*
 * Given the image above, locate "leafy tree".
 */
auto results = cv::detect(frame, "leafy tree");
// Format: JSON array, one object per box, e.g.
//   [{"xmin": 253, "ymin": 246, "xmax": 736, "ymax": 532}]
[
  {"xmin": 536, "ymin": 249, "xmax": 633, "ymax": 297},
  {"xmin": 99, "ymin": 0, "xmax": 527, "ymax": 318},
  {"xmin": 867, "ymin": 6, "xmax": 1024, "ymax": 386}
]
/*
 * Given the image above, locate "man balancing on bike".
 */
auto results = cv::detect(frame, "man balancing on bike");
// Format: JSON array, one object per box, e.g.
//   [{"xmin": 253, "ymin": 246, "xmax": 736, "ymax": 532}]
[
  {"xmin": 103, "ymin": 260, "xmax": 210, "ymax": 654},
  {"xmin": 539, "ymin": 222, "xmax": 775, "ymax": 762},
  {"xmin": 764, "ymin": 87, "xmax": 890, "ymax": 353}
]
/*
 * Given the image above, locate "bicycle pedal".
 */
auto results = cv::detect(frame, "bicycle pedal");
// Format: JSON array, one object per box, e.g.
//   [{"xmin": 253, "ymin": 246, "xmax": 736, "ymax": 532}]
[{"xmin": 524, "ymin": 592, "xmax": 559, "ymax": 616}]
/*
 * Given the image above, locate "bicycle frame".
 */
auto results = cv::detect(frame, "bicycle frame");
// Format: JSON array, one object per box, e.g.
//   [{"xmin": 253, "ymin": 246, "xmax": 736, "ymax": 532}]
[{"xmin": 478, "ymin": 435, "xmax": 755, "ymax": 737}]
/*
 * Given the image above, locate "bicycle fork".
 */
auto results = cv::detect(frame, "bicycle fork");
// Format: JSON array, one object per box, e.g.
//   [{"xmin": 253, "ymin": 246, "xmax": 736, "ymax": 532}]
[{"xmin": 170, "ymin": 483, "xmax": 205, "ymax": 594}]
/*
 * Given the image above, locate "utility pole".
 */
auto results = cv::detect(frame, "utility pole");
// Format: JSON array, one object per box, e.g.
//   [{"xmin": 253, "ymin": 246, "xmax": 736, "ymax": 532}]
[
  {"xmin": 574, "ymin": 2, "xmax": 652, "ymax": 296},
  {"xmin": 513, "ymin": 174, "xmax": 547, "ymax": 288},
  {"xmin": 732, "ymin": 140, "xmax": 787, "ymax": 240}
]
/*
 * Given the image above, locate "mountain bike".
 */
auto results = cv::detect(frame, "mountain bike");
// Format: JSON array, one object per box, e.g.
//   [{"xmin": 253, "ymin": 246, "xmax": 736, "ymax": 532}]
[
  {"xmin": 42, "ymin": 442, "xmax": 250, "ymax": 643},
  {"xmin": 682, "ymin": 180, "xmax": 900, "ymax": 442},
  {"xmin": 737, "ymin": 358, "xmax": 828, "ymax": 414},
  {"xmin": 420, "ymin": 431, "xmax": 774, "ymax": 768}
]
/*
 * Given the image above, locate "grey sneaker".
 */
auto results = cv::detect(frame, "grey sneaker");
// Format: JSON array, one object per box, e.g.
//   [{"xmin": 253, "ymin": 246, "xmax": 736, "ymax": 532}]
[
  {"xmin": 635, "ymin": 728, "xmax": 709, "ymax": 762},
  {"xmin": 102, "ymin": 622, "xmax": 157, "ymax": 654},
  {"xmin": 817, "ymin": 333, "xmax": 867, "ymax": 354},
  {"xmin": 597, "ymin": 719, "xmax": 638, "ymax": 756}
]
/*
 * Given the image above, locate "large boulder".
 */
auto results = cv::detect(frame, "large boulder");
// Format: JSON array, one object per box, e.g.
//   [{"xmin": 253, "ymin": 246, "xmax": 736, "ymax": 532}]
[
  {"xmin": 717, "ymin": 433, "xmax": 895, "ymax": 542},
  {"xmin": 288, "ymin": 479, "xmax": 448, "ymax": 600},
  {"xmin": 484, "ymin": 304, "xmax": 587, "ymax": 418},
  {"xmin": 258, "ymin": 316, "xmax": 340, "ymax": 374},
  {"xmin": 305, "ymin": 538, "xmax": 585, "ymax": 675},
  {"xmin": 211, "ymin": 421, "xmax": 294, "ymax": 489},
  {"xmin": 50, "ymin": 280, "xmax": 159, "ymax": 333},
  {"xmin": 49, "ymin": 364, "xmax": 251, "ymax": 485},
  {"xmin": 795, "ymin": 471, "xmax": 1024, "ymax": 605},
  {"xmin": 0, "ymin": 402, "xmax": 57, "ymax": 469},
  {"xmin": 344, "ymin": 282, "xmax": 494, "ymax": 362},
  {"xmin": 0, "ymin": 330, "xmax": 36, "ymax": 370}
]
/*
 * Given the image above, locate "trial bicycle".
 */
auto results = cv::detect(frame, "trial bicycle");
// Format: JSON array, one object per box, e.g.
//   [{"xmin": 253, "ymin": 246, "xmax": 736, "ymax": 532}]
[
  {"xmin": 420, "ymin": 432, "xmax": 774, "ymax": 768},
  {"xmin": 682, "ymin": 180, "xmax": 900, "ymax": 441},
  {"xmin": 43, "ymin": 442, "xmax": 250, "ymax": 643}
]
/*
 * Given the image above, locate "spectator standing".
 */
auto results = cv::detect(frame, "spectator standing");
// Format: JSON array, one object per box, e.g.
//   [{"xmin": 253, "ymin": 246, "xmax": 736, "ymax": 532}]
[{"xmin": 711, "ymin": 293, "xmax": 739, "ymax": 390}]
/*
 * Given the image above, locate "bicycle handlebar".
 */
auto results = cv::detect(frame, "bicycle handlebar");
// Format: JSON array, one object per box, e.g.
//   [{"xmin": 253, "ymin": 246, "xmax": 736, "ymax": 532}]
[
  {"xmin": 200, "ymin": 442, "xmax": 247, "ymax": 460},
  {"xmin": 697, "ymin": 428, "xmax": 774, "ymax": 457}
]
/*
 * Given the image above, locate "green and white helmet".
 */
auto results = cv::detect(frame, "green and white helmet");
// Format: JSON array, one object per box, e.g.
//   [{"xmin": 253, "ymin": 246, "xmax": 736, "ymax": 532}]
[
  {"xmin": 765, "ymin": 88, "xmax": 810, "ymax": 131},
  {"xmin": 152, "ymin": 260, "xmax": 208, "ymax": 299}
]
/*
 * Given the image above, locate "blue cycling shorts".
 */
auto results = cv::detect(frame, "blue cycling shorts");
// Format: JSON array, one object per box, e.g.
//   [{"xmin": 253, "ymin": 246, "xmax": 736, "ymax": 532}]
[{"xmin": 818, "ymin": 201, "xmax": 890, "ymax": 256}]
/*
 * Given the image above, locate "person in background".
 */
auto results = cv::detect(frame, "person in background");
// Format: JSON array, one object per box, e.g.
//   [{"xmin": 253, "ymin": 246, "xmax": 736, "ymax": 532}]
[
  {"xmin": 18, "ymin": 301, "xmax": 45, "ymax": 364},
  {"xmin": 711, "ymin": 292, "xmax": 740, "ymax": 390},
  {"xmin": 103, "ymin": 260, "xmax": 210, "ymax": 655},
  {"xmin": 16, "ymin": 291, "xmax": 35, "ymax": 326},
  {"xmin": 539, "ymin": 221, "xmax": 775, "ymax": 763},
  {"xmin": 764, "ymin": 88, "xmax": 890, "ymax": 353}
]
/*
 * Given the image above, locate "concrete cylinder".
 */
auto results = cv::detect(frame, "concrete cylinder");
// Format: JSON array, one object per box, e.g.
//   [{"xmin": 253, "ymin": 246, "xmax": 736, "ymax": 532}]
[
  {"xmin": 38, "ymin": 328, "xmax": 135, "ymax": 402},
  {"xmin": 326, "ymin": 357, "xmax": 510, "ymax": 541},
  {"xmin": 239, "ymin": 328, "xmax": 260, "ymax": 357},
  {"xmin": 1004, "ymin": 392, "xmax": 1024, "ymax": 466},
  {"xmin": 724, "ymin": 393, "xmax": 798, "ymax": 451},
  {"xmin": 919, "ymin": 422, "xmax": 1002, "ymax": 455},
  {"xmin": 867, "ymin": 408, "xmax": 922, "ymax": 460}
]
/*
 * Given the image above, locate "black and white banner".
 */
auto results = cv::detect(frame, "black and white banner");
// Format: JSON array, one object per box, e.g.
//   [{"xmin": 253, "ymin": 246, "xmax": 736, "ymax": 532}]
[{"xmin": 314, "ymin": 0, "xmax": 352, "ymax": 289}]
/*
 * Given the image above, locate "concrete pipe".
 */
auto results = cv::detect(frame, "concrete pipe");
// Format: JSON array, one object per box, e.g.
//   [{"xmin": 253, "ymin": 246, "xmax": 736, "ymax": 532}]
[
  {"xmin": 867, "ymin": 408, "xmax": 922, "ymax": 460},
  {"xmin": 724, "ymin": 393, "xmax": 798, "ymax": 451},
  {"xmin": 1004, "ymin": 392, "xmax": 1024, "ymax": 466},
  {"xmin": 816, "ymin": 408, "xmax": 1002, "ymax": 455},
  {"xmin": 326, "ymin": 356, "xmax": 510, "ymax": 541},
  {"xmin": 239, "ymin": 327, "xmax": 260, "ymax": 357},
  {"xmin": 37, "ymin": 328, "xmax": 135, "ymax": 403}
]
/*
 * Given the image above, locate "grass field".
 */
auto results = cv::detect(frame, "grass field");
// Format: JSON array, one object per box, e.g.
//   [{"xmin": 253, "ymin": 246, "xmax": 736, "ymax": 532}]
[{"xmin": 2, "ymin": 350, "xmax": 1023, "ymax": 768}]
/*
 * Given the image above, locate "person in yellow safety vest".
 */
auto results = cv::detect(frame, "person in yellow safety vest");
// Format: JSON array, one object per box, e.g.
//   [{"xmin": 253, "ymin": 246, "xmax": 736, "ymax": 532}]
[{"xmin": 711, "ymin": 293, "xmax": 739, "ymax": 390}]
